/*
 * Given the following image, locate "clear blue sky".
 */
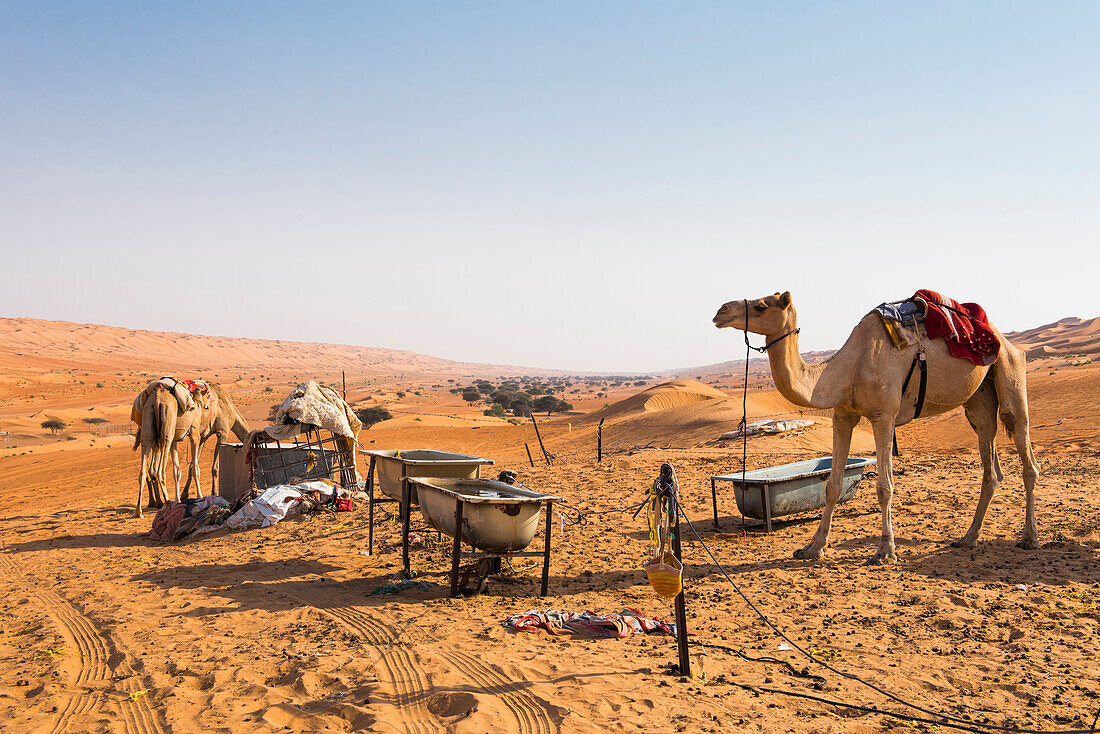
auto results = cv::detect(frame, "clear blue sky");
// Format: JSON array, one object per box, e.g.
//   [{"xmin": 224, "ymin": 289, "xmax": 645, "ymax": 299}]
[{"xmin": 2, "ymin": 3, "xmax": 1097, "ymax": 372}]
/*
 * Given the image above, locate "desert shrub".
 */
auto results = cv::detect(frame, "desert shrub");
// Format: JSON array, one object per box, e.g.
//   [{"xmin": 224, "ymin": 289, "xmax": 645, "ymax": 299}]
[
  {"xmin": 356, "ymin": 407, "xmax": 393, "ymax": 428},
  {"xmin": 95, "ymin": 382, "xmax": 105, "ymax": 388},
  {"xmin": 484, "ymin": 403, "xmax": 506, "ymax": 417}
]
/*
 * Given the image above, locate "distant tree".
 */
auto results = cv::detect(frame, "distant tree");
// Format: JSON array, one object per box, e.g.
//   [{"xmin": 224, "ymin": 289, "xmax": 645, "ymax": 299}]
[
  {"xmin": 42, "ymin": 419, "xmax": 66, "ymax": 433},
  {"xmin": 356, "ymin": 407, "xmax": 393, "ymax": 428},
  {"xmin": 461, "ymin": 388, "xmax": 481, "ymax": 403},
  {"xmin": 82, "ymin": 417, "xmax": 107, "ymax": 424},
  {"xmin": 476, "ymin": 381, "xmax": 494, "ymax": 394},
  {"xmin": 396, "ymin": 391, "xmax": 406, "ymax": 399},
  {"xmin": 510, "ymin": 395, "xmax": 533, "ymax": 417},
  {"xmin": 534, "ymin": 395, "xmax": 573, "ymax": 416},
  {"xmin": 483, "ymin": 403, "xmax": 506, "ymax": 417},
  {"xmin": 634, "ymin": 380, "xmax": 647, "ymax": 386}
]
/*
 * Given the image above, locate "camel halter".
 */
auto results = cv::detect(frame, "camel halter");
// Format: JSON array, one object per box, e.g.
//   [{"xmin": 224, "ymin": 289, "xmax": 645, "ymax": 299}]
[{"xmin": 742, "ymin": 299, "xmax": 800, "ymax": 354}]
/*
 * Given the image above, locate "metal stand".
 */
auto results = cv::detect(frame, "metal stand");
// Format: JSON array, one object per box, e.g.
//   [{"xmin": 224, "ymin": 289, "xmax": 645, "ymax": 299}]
[
  {"xmin": 447, "ymin": 499, "xmax": 555, "ymax": 598},
  {"xmin": 710, "ymin": 477, "xmax": 719, "ymax": 530}
]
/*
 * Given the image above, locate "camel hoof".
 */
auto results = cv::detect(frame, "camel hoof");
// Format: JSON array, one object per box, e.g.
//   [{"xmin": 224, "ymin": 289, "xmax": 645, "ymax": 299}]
[
  {"xmin": 950, "ymin": 538, "xmax": 977, "ymax": 549},
  {"xmin": 793, "ymin": 545, "xmax": 824, "ymax": 561},
  {"xmin": 1016, "ymin": 537, "xmax": 1039, "ymax": 550}
]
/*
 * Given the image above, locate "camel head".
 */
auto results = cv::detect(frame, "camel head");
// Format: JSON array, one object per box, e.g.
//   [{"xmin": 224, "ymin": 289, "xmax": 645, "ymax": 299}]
[{"xmin": 713, "ymin": 291, "xmax": 794, "ymax": 336}]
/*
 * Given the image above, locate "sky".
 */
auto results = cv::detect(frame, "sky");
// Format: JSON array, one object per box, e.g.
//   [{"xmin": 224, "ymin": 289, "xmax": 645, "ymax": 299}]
[{"xmin": 1, "ymin": 2, "xmax": 1097, "ymax": 373}]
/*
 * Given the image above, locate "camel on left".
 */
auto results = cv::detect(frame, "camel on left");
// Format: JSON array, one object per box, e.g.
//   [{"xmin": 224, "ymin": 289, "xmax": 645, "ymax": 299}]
[{"xmin": 131, "ymin": 379, "xmax": 251, "ymax": 518}]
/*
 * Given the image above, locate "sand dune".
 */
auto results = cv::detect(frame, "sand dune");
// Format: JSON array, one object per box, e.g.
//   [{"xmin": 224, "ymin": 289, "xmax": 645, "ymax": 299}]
[
  {"xmin": 1005, "ymin": 316, "xmax": 1100, "ymax": 359},
  {"xmin": 0, "ymin": 317, "xmax": 566, "ymax": 377}
]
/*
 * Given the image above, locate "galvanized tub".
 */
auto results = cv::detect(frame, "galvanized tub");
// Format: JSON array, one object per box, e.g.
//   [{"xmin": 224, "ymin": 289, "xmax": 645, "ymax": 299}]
[
  {"xmin": 361, "ymin": 449, "xmax": 494, "ymax": 505},
  {"xmin": 409, "ymin": 477, "xmax": 561, "ymax": 553},
  {"xmin": 713, "ymin": 456, "xmax": 876, "ymax": 526}
]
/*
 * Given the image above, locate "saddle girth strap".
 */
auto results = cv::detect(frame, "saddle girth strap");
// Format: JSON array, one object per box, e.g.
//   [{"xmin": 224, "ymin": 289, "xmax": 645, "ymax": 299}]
[{"xmin": 901, "ymin": 352, "xmax": 928, "ymax": 419}]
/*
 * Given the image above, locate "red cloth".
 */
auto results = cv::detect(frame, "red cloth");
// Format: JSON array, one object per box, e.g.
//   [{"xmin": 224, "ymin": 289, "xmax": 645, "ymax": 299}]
[{"xmin": 913, "ymin": 289, "xmax": 1000, "ymax": 366}]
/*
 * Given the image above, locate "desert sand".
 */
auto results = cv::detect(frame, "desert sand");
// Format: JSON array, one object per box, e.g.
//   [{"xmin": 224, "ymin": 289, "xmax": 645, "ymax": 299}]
[{"xmin": 1, "ymin": 315, "xmax": 1099, "ymax": 733}]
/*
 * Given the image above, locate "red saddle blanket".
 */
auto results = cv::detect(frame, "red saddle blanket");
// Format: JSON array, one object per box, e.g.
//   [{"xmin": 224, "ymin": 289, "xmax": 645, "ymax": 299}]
[{"xmin": 913, "ymin": 289, "xmax": 1000, "ymax": 366}]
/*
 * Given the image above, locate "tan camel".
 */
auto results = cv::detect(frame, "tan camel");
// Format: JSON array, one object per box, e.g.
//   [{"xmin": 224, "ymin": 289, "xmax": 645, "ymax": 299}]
[
  {"xmin": 713, "ymin": 291, "xmax": 1039, "ymax": 564},
  {"xmin": 134, "ymin": 384, "xmax": 200, "ymax": 518},
  {"xmin": 132, "ymin": 381, "xmax": 251, "ymax": 516},
  {"xmin": 180, "ymin": 382, "xmax": 251, "ymax": 497}
]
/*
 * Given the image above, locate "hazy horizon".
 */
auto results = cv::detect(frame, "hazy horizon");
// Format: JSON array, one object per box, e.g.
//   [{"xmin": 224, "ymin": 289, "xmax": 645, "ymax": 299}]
[{"xmin": 3, "ymin": 3, "xmax": 1098, "ymax": 371}]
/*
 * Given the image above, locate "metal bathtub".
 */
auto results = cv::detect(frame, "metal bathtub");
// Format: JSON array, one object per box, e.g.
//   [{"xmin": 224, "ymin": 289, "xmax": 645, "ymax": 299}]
[
  {"xmin": 410, "ymin": 477, "xmax": 560, "ymax": 553},
  {"xmin": 710, "ymin": 456, "xmax": 876, "ymax": 531},
  {"xmin": 361, "ymin": 449, "xmax": 494, "ymax": 505}
]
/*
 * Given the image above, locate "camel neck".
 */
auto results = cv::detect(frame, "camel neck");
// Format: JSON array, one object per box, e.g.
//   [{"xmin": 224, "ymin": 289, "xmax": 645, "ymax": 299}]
[{"xmin": 763, "ymin": 323, "xmax": 833, "ymax": 409}]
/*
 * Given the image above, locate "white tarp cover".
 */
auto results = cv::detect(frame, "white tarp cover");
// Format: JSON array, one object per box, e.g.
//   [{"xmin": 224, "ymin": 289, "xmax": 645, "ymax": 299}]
[
  {"xmin": 265, "ymin": 381, "xmax": 362, "ymax": 441},
  {"xmin": 224, "ymin": 480, "xmax": 337, "ymax": 530},
  {"xmin": 720, "ymin": 419, "xmax": 815, "ymax": 440}
]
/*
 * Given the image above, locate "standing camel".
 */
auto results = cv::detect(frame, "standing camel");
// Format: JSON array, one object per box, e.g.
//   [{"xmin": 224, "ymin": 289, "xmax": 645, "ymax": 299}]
[
  {"xmin": 180, "ymin": 382, "xmax": 251, "ymax": 498},
  {"xmin": 135, "ymin": 383, "xmax": 200, "ymax": 518},
  {"xmin": 132, "ymin": 380, "xmax": 250, "ymax": 517},
  {"xmin": 713, "ymin": 291, "xmax": 1039, "ymax": 564}
]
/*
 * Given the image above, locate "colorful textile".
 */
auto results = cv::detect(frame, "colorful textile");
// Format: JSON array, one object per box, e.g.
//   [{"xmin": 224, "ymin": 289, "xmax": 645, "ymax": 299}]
[
  {"xmin": 173, "ymin": 496, "xmax": 232, "ymax": 540},
  {"xmin": 913, "ymin": 289, "xmax": 1000, "ymax": 366},
  {"xmin": 147, "ymin": 501, "xmax": 187, "ymax": 541},
  {"xmin": 503, "ymin": 608, "xmax": 678, "ymax": 638}
]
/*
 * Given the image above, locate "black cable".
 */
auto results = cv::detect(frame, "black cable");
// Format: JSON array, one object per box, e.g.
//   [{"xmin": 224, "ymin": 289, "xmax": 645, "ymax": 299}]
[{"xmin": 674, "ymin": 498, "xmax": 1100, "ymax": 734}]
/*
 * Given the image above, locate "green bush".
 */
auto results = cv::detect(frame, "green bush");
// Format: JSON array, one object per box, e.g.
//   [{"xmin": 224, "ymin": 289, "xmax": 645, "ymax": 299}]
[
  {"xmin": 356, "ymin": 407, "xmax": 394, "ymax": 428},
  {"xmin": 483, "ymin": 403, "xmax": 506, "ymax": 417}
]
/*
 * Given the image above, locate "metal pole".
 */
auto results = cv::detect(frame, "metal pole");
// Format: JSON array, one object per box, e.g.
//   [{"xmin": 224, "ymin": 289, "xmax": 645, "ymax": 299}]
[
  {"xmin": 668, "ymin": 482, "xmax": 691, "ymax": 678},
  {"xmin": 710, "ymin": 477, "xmax": 719, "ymax": 531},
  {"xmin": 366, "ymin": 456, "xmax": 376, "ymax": 555},
  {"xmin": 597, "ymin": 418, "xmax": 604, "ymax": 463},
  {"xmin": 524, "ymin": 443, "xmax": 535, "ymax": 468},
  {"xmin": 401, "ymin": 466, "xmax": 411, "ymax": 577},
  {"xmin": 342, "ymin": 371, "xmax": 346, "ymax": 401},
  {"xmin": 540, "ymin": 501, "xmax": 553, "ymax": 596},
  {"xmin": 450, "ymin": 497, "xmax": 464, "ymax": 597}
]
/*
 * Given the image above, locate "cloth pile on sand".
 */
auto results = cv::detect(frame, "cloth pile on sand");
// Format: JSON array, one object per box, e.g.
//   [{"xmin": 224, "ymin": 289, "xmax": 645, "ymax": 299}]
[
  {"xmin": 224, "ymin": 480, "xmax": 337, "ymax": 530},
  {"xmin": 504, "ymin": 608, "xmax": 677, "ymax": 638},
  {"xmin": 720, "ymin": 419, "xmax": 814, "ymax": 440},
  {"xmin": 147, "ymin": 496, "xmax": 232, "ymax": 541}
]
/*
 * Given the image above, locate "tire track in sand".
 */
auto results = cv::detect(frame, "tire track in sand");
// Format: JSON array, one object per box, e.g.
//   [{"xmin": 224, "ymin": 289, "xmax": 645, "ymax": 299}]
[
  {"xmin": 0, "ymin": 550, "xmax": 165, "ymax": 734},
  {"xmin": 306, "ymin": 600, "xmax": 441, "ymax": 734},
  {"xmin": 317, "ymin": 600, "xmax": 555, "ymax": 734},
  {"xmin": 444, "ymin": 650, "xmax": 556, "ymax": 734}
]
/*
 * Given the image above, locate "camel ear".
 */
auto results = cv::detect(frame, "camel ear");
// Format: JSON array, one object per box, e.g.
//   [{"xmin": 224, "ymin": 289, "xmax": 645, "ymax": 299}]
[{"xmin": 778, "ymin": 291, "xmax": 791, "ymax": 309}]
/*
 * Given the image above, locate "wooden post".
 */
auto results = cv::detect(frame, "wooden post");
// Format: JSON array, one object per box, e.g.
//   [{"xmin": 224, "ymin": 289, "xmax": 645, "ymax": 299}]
[
  {"xmin": 342, "ymin": 371, "xmax": 347, "ymax": 401},
  {"xmin": 450, "ymin": 497, "xmax": 464, "ymax": 597},
  {"xmin": 597, "ymin": 418, "xmax": 604, "ymax": 463},
  {"xmin": 524, "ymin": 443, "xmax": 535, "ymax": 468},
  {"xmin": 540, "ymin": 501, "xmax": 553, "ymax": 596},
  {"xmin": 667, "ymin": 473, "xmax": 691, "ymax": 678},
  {"xmin": 530, "ymin": 413, "xmax": 550, "ymax": 465}
]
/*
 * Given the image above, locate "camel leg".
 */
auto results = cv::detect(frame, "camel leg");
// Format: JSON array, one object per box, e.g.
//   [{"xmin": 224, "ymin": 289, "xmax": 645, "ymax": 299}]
[
  {"xmin": 210, "ymin": 433, "xmax": 224, "ymax": 497},
  {"xmin": 867, "ymin": 415, "xmax": 898, "ymax": 565},
  {"xmin": 172, "ymin": 444, "xmax": 182, "ymax": 502},
  {"xmin": 953, "ymin": 379, "xmax": 1002, "ymax": 548},
  {"xmin": 794, "ymin": 409, "xmax": 859, "ymax": 560},
  {"xmin": 190, "ymin": 431, "xmax": 203, "ymax": 499},
  {"xmin": 993, "ymin": 356, "xmax": 1040, "ymax": 548},
  {"xmin": 136, "ymin": 445, "xmax": 150, "ymax": 518}
]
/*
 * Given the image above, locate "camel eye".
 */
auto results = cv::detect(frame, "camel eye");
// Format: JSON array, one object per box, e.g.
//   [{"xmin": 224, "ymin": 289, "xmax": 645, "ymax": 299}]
[{"xmin": 754, "ymin": 304, "xmax": 768, "ymax": 313}]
